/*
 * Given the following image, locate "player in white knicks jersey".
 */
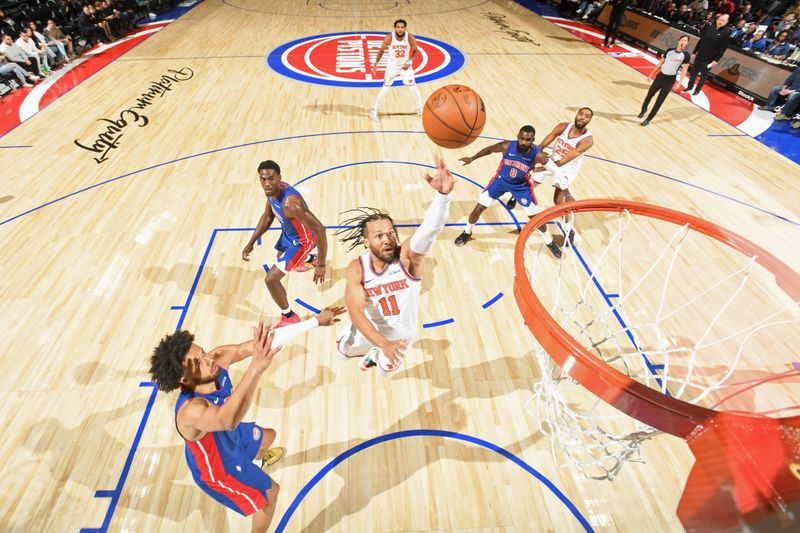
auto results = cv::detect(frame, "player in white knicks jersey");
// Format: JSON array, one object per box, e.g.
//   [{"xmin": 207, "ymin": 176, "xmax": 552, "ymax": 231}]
[
  {"xmin": 335, "ymin": 154, "xmax": 455, "ymax": 373},
  {"xmin": 526, "ymin": 107, "xmax": 594, "ymax": 254},
  {"xmin": 369, "ymin": 19, "xmax": 423, "ymax": 123}
]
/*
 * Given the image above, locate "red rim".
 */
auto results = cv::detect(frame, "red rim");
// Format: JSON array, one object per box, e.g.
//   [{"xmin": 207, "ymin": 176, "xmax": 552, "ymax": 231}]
[{"xmin": 513, "ymin": 199, "xmax": 800, "ymax": 438}]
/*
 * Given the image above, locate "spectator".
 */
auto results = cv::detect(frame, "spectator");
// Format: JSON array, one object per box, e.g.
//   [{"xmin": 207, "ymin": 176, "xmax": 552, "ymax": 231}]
[
  {"xmin": 758, "ymin": 66, "xmax": 800, "ymax": 118},
  {"xmin": 682, "ymin": 13, "xmax": 731, "ymax": 95},
  {"xmin": 675, "ymin": 4, "xmax": 692, "ymax": 23},
  {"xmin": 577, "ymin": 0, "xmax": 606, "ymax": 20},
  {"xmin": 664, "ymin": 2, "xmax": 677, "ymax": 20},
  {"xmin": 730, "ymin": 19, "xmax": 749, "ymax": 41},
  {"xmin": 753, "ymin": 8, "xmax": 774, "ymax": 27},
  {"xmin": 736, "ymin": 3, "xmax": 755, "ymax": 23},
  {"xmin": 15, "ymin": 29, "xmax": 51, "ymax": 74},
  {"xmin": 689, "ymin": 0, "xmax": 710, "ymax": 14},
  {"xmin": 26, "ymin": 24, "xmax": 65, "ymax": 69},
  {"xmin": 0, "ymin": 53, "xmax": 39, "ymax": 87},
  {"xmin": 717, "ymin": 0, "xmax": 736, "ymax": 15},
  {"xmin": 764, "ymin": 31, "xmax": 792, "ymax": 61},
  {"xmin": 77, "ymin": 5, "xmax": 109, "ymax": 44},
  {"xmin": 734, "ymin": 23, "xmax": 758, "ymax": 46},
  {"xmin": 85, "ymin": 5, "xmax": 115, "ymax": 41},
  {"xmin": 766, "ymin": 30, "xmax": 793, "ymax": 58},
  {"xmin": 44, "ymin": 19, "xmax": 75, "ymax": 59},
  {"xmin": 742, "ymin": 29, "xmax": 769, "ymax": 51},
  {"xmin": 0, "ymin": 9, "xmax": 17, "ymax": 36},
  {"xmin": 0, "ymin": 33, "xmax": 41, "ymax": 76}
]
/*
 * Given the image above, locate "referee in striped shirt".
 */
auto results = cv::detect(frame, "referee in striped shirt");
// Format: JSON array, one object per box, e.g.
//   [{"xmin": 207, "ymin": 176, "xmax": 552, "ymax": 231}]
[{"xmin": 639, "ymin": 35, "xmax": 691, "ymax": 126}]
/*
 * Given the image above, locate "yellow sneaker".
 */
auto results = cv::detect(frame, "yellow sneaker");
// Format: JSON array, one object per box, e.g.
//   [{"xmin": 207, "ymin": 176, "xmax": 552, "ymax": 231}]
[{"xmin": 261, "ymin": 447, "xmax": 285, "ymax": 469}]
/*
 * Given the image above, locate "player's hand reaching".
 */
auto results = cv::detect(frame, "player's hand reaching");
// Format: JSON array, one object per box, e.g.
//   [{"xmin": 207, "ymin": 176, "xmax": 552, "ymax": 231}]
[
  {"xmin": 313, "ymin": 264, "xmax": 327, "ymax": 284},
  {"xmin": 251, "ymin": 320, "xmax": 281, "ymax": 373},
  {"xmin": 316, "ymin": 306, "xmax": 346, "ymax": 326},
  {"xmin": 379, "ymin": 338, "xmax": 408, "ymax": 368},
  {"xmin": 242, "ymin": 243, "xmax": 254, "ymax": 261},
  {"xmin": 423, "ymin": 153, "xmax": 456, "ymax": 195}
]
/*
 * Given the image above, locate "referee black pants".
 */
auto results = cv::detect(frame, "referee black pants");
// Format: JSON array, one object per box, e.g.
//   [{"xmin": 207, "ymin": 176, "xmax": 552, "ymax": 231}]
[{"xmin": 641, "ymin": 72, "xmax": 675, "ymax": 121}]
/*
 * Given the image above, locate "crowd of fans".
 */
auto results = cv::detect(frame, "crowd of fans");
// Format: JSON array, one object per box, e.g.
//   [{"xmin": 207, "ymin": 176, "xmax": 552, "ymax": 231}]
[
  {"xmin": 0, "ymin": 0, "xmax": 179, "ymax": 97},
  {"xmin": 562, "ymin": 0, "xmax": 800, "ymax": 63},
  {"xmin": 560, "ymin": 0, "xmax": 800, "ymax": 125}
]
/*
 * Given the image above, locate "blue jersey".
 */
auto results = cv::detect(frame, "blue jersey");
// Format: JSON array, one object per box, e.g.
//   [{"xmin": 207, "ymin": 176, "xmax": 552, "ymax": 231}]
[
  {"xmin": 269, "ymin": 182, "xmax": 314, "ymax": 246},
  {"xmin": 175, "ymin": 368, "xmax": 270, "ymax": 516},
  {"xmin": 493, "ymin": 141, "xmax": 540, "ymax": 186}
]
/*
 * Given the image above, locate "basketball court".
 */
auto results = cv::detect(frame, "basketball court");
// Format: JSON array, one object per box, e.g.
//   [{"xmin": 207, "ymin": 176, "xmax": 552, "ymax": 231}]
[{"xmin": 1, "ymin": 1, "xmax": 799, "ymax": 531}]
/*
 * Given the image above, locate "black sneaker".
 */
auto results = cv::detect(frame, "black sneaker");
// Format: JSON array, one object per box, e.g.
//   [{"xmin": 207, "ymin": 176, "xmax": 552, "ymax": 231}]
[
  {"xmin": 564, "ymin": 230, "xmax": 576, "ymax": 248},
  {"xmin": 637, "ymin": 111, "xmax": 645, "ymax": 119},
  {"xmin": 506, "ymin": 197, "xmax": 517, "ymax": 210},
  {"xmin": 547, "ymin": 241, "xmax": 562, "ymax": 258},
  {"xmin": 454, "ymin": 231, "xmax": 472, "ymax": 247}
]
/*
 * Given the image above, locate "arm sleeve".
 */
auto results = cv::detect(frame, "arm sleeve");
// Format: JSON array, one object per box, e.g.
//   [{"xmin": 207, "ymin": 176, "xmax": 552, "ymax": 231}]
[
  {"xmin": 544, "ymin": 157, "xmax": 561, "ymax": 173},
  {"xmin": 409, "ymin": 192, "xmax": 451, "ymax": 255},
  {"xmin": 272, "ymin": 317, "xmax": 319, "ymax": 346}
]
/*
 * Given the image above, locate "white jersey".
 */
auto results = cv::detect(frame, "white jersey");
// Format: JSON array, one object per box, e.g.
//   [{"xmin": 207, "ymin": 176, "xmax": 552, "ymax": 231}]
[
  {"xmin": 359, "ymin": 250, "xmax": 421, "ymax": 340},
  {"xmin": 552, "ymin": 122, "xmax": 592, "ymax": 169},
  {"xmin": 387, "ymin": 31, "xmax": 411, "ymax": 68}
]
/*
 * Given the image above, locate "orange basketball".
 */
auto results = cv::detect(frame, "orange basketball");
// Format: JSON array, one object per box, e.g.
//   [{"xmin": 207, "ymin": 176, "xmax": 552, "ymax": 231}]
[{"xmin": 422, "ymin": 84, "xmax": 486, "ymax": 149}]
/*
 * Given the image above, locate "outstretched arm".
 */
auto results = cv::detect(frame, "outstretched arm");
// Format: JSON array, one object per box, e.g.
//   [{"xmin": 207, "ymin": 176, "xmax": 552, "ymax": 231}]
[
  {"xmin": 459, "ymin": 140, "xmax": 508, "ymax": 165},
  {"xmin": 242, "ymin": 204, "xmax": 275, "ymax": 261},
  {"xmin": 402, "ymin": 154, "xmax": 455, "ymax": 277},
  {"xmin": 210, "ymin": 307, "xmax": 346, "ymax": 368},
  {"xmin": 283, "ymin": 196, "xmax": 328, "ymax": 284},
  {"xmin": 178, "ymin": 322, "xmax": 280, "ymax": 436}
]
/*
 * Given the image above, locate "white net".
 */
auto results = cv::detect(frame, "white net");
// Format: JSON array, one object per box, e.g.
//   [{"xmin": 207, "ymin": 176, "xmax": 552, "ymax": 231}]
[{"xmin": 522, "ymin": 207, "xmax": 800, "ymax": 480}]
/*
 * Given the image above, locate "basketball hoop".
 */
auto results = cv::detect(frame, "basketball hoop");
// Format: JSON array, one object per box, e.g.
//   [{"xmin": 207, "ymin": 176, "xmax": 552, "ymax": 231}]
[{"xmin": 513, "ymin": 199, "xmax": 800, "ymax": 531}]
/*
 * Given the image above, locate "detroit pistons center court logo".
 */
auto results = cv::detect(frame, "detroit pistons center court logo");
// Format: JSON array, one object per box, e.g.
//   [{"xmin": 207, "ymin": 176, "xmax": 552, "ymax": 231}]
[{"xmin": 267, "ymin": 32, "xmax": 464, "ymax": 88}]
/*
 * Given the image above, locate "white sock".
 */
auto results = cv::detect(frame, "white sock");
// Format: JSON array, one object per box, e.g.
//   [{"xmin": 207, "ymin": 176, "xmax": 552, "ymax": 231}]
[
  {"xmin": 465, "ymin": 222, "xmax": 474, "ymax": 234},
  {"xmin": 280, "ymin": 306, "xmax": 292, "ymax": 315},
  {"xmin": 541, "ymin": 231, "xmax": 553, "ymax": 245},
  {"xmin": 409, "ymin": 84, "xmax": 422, "ymax": 109},
  {"xmin": 373, "ymin": 85, "xmax": 391, "ymax": 112}
]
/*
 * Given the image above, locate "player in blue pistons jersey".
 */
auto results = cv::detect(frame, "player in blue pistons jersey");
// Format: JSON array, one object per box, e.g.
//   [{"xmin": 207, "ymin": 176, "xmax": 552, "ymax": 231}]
[
  {"xmin": 453, "ymin": 125, "xmax": 562, "ymax": 257},
  {"xmin": 149, "ymin": 307, "xmax": 344, "ymax": 533},
  {"xmin": 242, "ymin": 160, "xmax": 328, "ymax": 328}
]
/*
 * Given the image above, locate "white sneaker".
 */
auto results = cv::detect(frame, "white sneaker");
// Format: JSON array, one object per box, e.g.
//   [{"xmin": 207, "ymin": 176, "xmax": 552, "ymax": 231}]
[
  {"xmin": 23, "ymin": 83, "xmax": 33, "ymax": 87},
  {"xmin": 359, "ymin": 347, "xmax": 379, "ymax": 371},
  {"xmin": 369, "ymin": 109, "xmax": 379, "ymax": 123}
]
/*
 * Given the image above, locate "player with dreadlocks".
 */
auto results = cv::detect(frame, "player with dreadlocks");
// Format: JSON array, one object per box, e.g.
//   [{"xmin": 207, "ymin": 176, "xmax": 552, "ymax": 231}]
[{"xmin": 334, "ymin": 154, "xmax": 455, "ymax": 373}]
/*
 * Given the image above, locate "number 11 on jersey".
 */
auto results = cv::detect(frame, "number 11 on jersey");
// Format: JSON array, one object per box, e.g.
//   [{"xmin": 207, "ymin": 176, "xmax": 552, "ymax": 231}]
[{"xmin": 378, "ymin": 295, "xmax": 400, "ymax": 316}]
